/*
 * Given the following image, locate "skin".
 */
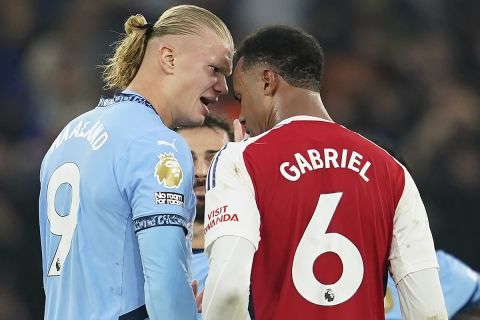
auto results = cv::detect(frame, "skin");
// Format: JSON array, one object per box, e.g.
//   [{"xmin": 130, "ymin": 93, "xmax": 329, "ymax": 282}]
[
  {"xmin": 128, "ymin": 29, "xmax": 233, "ymax": 128},
  {"xmin": 233, "ymin": 57, "xmax": 332, "ymax": 136},
  {"xmin": 178, "ymin": 126, "xmax": 230, "ymax": 249}
]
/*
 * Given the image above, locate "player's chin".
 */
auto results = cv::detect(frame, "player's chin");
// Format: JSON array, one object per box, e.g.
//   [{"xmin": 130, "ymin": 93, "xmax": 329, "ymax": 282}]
[
  {"xmin": 183, "ymin": 111, "xmax": 206, "ymax": 126},
  {"xmin": 191, "ymin": 104, "xmax": 209, "ymax": 124}
]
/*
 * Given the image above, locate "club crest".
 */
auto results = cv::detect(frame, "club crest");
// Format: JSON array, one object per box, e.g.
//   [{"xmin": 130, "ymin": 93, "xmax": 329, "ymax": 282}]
[{"xmin": 154, "ymin": 153, "xmax": 183, "ymax": 188}]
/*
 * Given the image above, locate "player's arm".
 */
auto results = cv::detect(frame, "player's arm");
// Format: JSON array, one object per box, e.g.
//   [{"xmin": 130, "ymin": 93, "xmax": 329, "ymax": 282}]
[
  {"xmin": 116, "ymin": 132, "xmax": 197, "ymax": 319},
  {"xmin": 389, "ymin": 167, "xmax": 447, "ymax": 319},
  {"xmin": 202, "ymin": 143, "xmax": 260, "ymax": 319},
  {"xmin": 202, "ymin": 236, "xmax": 255, "ymax": 320},
  {"xmin": 396, "ymin": 268, "xmax": 446, "ymax": 319},
  {"xmin": 385, "ymin": 250, "xmax": 480, "ymax": 319},
  {"xmin": 136, "ymin": 224, "xmax": 196, "ymax": 319}
]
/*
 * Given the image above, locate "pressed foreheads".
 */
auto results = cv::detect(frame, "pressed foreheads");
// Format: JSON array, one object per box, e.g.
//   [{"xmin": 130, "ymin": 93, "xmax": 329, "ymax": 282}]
[
  {"xmin": 235, "ymin": 25, "xmax": 324, "ymax": 92},
  {"xmin": 102, "ymin": 5, "xmax": 233, "ymax": 90}
]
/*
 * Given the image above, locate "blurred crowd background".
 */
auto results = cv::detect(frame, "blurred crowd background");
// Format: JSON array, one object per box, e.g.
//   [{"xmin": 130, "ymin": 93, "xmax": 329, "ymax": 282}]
[{"xmin": 1, "ymin": 0, "xmax": 479, "ymax": 318}]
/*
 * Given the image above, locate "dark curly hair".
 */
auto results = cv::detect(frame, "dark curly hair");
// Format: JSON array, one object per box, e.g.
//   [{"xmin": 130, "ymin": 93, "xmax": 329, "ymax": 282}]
[{"xmin": 235, "ymin": 25, "xmax": 324, "ymax": 92}]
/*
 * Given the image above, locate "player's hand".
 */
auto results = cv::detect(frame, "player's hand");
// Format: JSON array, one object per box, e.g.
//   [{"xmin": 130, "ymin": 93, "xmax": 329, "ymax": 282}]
[
  {"xmin": 233, "ymin": 119, "xmax": 249, "ymax": 142},
  {"xmin": 192, "ymin": 279, "xmax": 198, "ymax": 297},
  {"xmin": 196, "ymin": 288, "xmax": 204, "ymax": 313}
]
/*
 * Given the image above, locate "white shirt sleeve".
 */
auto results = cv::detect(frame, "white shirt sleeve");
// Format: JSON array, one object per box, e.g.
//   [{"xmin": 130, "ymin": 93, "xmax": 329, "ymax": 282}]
[
  {"xmin": 202, "ymin": 235, "xmax": 255, "ymax": 320},
  {"xmin": 389, "ymin": 166, "xmax": 439, "ymax": 283},
  {"xmin": 389, "ymin": 166, "xmax": 447, "ymax": 318},
  {"xmin": 397, "ymin": 268, "xmax": 448, "ymax": 319},
  {"xmin": 204, "ymin": 143, "xmax": 261, "ymax": 251}
]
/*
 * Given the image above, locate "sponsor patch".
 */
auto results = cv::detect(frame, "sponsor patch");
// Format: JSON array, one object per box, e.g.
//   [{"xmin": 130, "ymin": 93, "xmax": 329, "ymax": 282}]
[
  {"xmin": 204, "ymin": 204, "xmax": 239, "ymax": 234},
  {"xmin": 155, "ymin": 192, "xmax": 184, "ymax": 207},
  {"xmin": 154, "ymin": 153, "xmax": 183, "ymax": 188},
  {"xmin": 134, "ymin": 213, "xmax": 188, "ymax": 235}
]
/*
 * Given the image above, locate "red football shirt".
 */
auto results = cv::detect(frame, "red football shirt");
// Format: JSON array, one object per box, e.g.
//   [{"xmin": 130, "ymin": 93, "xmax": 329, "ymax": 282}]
[{"xmin": 204, "ymin": 116, "xmax": 438, "ymax": 319}]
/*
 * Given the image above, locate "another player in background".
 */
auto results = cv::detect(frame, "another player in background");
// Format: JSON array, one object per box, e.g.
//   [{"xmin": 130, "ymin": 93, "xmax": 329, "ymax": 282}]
[
  {"xmin": 39, "ymin": 5, "xmax": 233, "ymax": 320},
  {"xmin": 377, "ymin": 144, "xmax": 480, "ymax": 319},
  {"xmin": 177, "ymin": 113, "xmax": 233, "ymax": 317},
  {"xmin": 202, "ymin": 25, "xmax": 447, "ymax": 319},
  {"xmin": 385, "ymin": 250, "xmax": 480, "ymax": 319},
  {"xmin": 177, "ymin": 114, "xmax": 233, "ymax": 290}
]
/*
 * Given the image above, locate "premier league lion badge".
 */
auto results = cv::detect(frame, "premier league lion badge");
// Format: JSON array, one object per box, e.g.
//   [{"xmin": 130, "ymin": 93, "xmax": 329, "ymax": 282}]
[{"xmin": 154, "ymin": 153, "xmax": 183, "ymax": 188}]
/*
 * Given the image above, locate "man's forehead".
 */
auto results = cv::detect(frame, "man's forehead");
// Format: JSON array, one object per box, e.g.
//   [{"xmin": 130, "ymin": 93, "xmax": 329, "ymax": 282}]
[
  {"xmin": 174, "ymin": 32, "xmax": 232, "ymax": 63},
  {"xmin": 233, "ymin": 57, "xmax": 245, "ymax": 73},
  {"xmin": 180, "ymin": 126, "xmax": 227, "ymax": 138},
  {"xmin": 233, "ymin": 57, "xmax": 246, "ymax": 82},
  {"xmin": 205, "ymin": 40, "xmax": 234, "ymax": 74}
]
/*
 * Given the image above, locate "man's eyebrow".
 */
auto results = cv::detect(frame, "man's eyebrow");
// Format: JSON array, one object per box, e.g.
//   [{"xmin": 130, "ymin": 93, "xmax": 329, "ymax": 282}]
[
  {"xmin": 219, "ymin": 65, "xmax": 232, "ymax": 76},
  {"xmin": 217, "ymin": 56, "xmax": 233, "ymax": 75}
]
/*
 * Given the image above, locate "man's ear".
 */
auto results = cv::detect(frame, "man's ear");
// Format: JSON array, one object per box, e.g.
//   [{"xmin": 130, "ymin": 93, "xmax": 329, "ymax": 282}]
[
  {"xmin": 261, "ymin": 69, "xmax": 278, "ymax": 96},
  {"xmin": 158, "ymin": 45, "xmax": 175, "ymax": 74}
]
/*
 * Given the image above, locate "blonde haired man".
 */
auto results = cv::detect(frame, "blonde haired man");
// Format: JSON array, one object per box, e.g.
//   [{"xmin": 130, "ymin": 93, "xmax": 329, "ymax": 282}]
[{"xmin": 39, "ymin": 5, "xmax": 233, "ymax": 320}]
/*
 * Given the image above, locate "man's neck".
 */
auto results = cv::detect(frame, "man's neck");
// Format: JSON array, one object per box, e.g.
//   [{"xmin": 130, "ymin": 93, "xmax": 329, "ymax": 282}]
[
  {"xmin": 192, "ymin": 222, "xmax": 205, "ymax": 250},
  {"xmin": 275, "ymin": 88, "xmax": 332, "ymax": 123},
  {"xmin": 126, "ymin": 80, "xmax": 174, "ymax": 128}
]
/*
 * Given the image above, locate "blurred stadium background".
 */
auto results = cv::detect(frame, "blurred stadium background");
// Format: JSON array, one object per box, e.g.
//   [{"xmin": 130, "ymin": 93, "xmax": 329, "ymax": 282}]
[{"xmin": 1, "ymin": 0, "xmax": 479, "ymax": 318}]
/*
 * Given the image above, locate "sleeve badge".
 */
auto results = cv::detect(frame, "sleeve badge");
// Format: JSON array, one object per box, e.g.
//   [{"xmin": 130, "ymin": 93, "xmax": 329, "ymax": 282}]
[{"xmin": 154, "ymin": 153, "xmax": 183, "ymax": 188}]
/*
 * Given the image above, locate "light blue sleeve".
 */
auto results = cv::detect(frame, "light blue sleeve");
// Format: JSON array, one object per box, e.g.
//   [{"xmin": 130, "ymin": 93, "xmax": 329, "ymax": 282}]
[
  {"xmin": 436, "ymin": 250, "xmax": 480, "ymax": 315},
  {"xmin": 116, "ymin": 131, "xmax": 195, "ymax": 222},
  {"xmin": 472, "ymin": 281, "xmax": 480, "ymax": 304},
  {"xmin": 116, "ymin": 130, "xmax": 196, "ymax": 319},
  {"xmin": 192, "ymin": 251, "xmax": 209, "ymax": 320},
  {"xmin": 192, "ymin": 251, "xmax": 209, "ymax": 292},
  {"xmin": 385, "ymin": 250, "xmax": 480, "ymax": 319},
  {"xmin": 137, "ymin": 226, "xmax": 196, "ymax": 319}
]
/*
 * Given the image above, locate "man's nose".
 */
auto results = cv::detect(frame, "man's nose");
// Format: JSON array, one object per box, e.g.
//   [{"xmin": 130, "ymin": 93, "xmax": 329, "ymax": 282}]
[
  {"xmin": 214, "ymin": 75, "xmax": 228, "ymax": 95},
  {"xmin": 195, "ymin": 158, "xmax": 209, "ymax": 178}
]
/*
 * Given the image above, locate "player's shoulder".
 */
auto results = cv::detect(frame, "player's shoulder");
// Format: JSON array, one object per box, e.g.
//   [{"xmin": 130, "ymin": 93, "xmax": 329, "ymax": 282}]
[
  {"xmin": 213, "ymin": 131, "xmax": 269, "ymax": 165},
  {"xmin": 341, "ymin": 128, "xmax": 407, "ymax": 176},
  {"xmin": 96, "ymin": 96, "xmax": 189, "ymax": 149},
  {"xmin": 152, "ymin": 130, "xmax": 191, "ymax": 160},
  {"xmin": 205, "ymin": 139, "xmax": 257, "ymax": 192},
  {"xmin": 102, "ymin": 101, "xmax": 168, "ymax": 134},
  {"xmin": 340, "ymin": 128, "xmax": 400, "ymax": 162},
  {"xmin": 118, "ymin": 128, "xmax": 192, "ymax": 172}
]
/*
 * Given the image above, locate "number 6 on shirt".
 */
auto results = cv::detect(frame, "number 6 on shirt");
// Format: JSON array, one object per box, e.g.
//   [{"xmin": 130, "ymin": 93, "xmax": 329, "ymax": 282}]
[
  {"xmin": 292, "ymin": 192, "xmax": 364, "ymax": 306},
  {"xmin": 46, "ymin": 163, "xmax": 80, "ymax": 276}
]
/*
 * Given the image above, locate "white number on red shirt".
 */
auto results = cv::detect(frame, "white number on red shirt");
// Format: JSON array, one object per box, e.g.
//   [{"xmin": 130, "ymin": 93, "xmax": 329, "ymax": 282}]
[{"xmin": 292, "ymin": 192, "xmax": 364, "ymax": 305}]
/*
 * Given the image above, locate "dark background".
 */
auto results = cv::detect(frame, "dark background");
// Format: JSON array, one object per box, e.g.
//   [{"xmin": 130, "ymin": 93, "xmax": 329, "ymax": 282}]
[{"xmin": 1, "ymin": 0, "xmax": 479, "ymax": 318}]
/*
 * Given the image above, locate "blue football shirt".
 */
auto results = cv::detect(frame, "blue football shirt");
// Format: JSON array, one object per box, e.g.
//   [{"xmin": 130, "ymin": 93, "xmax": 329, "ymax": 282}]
[
  {"xmin": 39, "ymin": 92, "xmax": 197, "ymax": 320},
  {"xmin": 192, "ymin": 250, "xmax": 209, "ymax": 320},
  {"xmin": 192, "ymin": 250, "xmax": 209, "ymax": 293},
  {"xmin": 385, "ymin": 250, "xmax": 480, "ymax": 319}
]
